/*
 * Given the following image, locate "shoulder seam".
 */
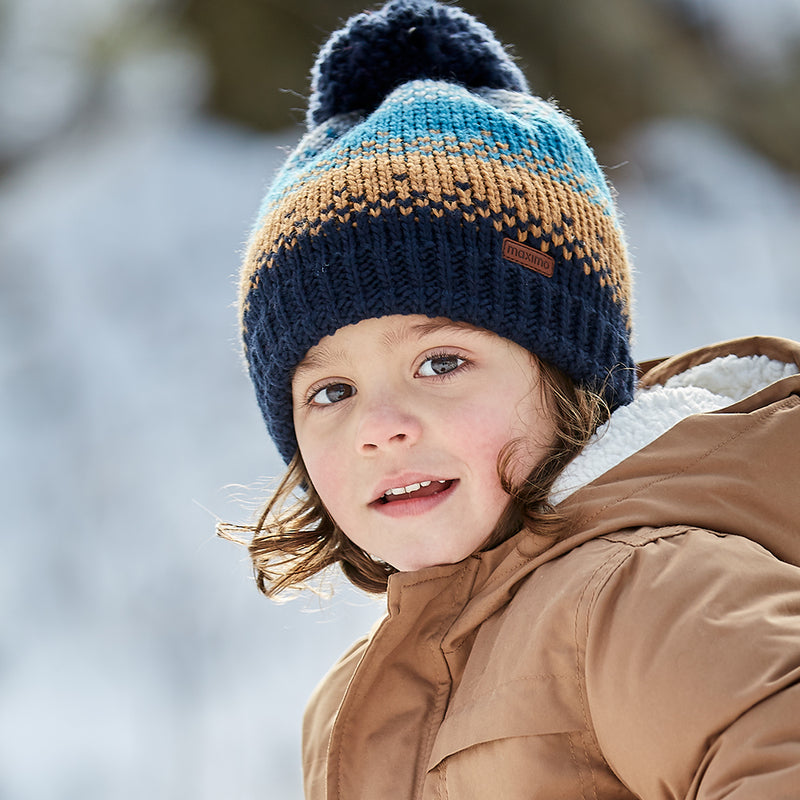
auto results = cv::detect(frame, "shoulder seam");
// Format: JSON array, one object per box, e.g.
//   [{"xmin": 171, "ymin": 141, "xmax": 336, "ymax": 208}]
[{"xmin": 599, "ymin": 525, "xmax": 726, "ymax": 548}]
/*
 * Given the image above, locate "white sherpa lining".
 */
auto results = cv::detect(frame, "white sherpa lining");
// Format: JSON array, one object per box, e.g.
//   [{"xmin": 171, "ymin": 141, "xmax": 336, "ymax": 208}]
[{"xmin": 550, "ymin": 354, "xmax": 799, "ymax": 504}]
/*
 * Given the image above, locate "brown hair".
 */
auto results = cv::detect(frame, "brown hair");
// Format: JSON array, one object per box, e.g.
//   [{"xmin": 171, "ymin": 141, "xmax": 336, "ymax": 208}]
[{"xmin": 218, "ymin": 360, "xmax": 609, "ymax": 597}]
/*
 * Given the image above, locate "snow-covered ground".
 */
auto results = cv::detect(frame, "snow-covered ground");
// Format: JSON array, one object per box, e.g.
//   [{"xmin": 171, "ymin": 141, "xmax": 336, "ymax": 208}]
[{"xmin": 2, "ymin": 104, "xmax": 798, "ymax": 800}]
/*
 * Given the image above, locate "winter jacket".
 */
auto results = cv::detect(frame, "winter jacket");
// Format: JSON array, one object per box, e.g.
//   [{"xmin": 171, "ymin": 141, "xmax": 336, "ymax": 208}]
[{"xmin": 302, "ymin": 336, "xmax": 800, "ymax": 800}]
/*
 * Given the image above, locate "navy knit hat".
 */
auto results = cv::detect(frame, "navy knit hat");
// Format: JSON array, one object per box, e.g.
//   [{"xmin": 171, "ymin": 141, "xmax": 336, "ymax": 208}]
[{"xmin": 240, "ymin": 0, "xmax": 635, "ymax": 463}]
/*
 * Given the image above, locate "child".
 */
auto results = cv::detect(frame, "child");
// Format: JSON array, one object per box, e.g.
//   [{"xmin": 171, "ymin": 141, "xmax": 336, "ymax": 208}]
[{"xmin": 228, "ymin": 1, "xmax": 800, "ymax": 797}]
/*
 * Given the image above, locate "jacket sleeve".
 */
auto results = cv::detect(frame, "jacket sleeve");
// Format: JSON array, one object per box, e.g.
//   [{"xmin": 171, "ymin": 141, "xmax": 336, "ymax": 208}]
[{"xmin": 583, "ymin": 527, "xmax": 800, "ymax": 800}]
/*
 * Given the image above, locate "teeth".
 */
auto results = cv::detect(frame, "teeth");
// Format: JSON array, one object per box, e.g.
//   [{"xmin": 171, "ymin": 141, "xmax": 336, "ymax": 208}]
[{"xmin": 384, "ymin": 479, "xmax": 444, "ymax": 497}]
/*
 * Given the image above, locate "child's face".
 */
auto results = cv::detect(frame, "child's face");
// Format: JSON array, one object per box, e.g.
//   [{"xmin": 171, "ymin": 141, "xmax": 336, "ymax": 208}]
[{"xmin": 291, "ymin": 315, "xmax": 555, "ymax": 572}]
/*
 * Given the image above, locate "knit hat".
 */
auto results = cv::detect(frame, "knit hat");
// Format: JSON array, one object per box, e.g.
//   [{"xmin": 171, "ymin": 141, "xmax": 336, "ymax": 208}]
[{"xmin": 240, "ymin": 0, "xmax": 635, "ymax": 463}]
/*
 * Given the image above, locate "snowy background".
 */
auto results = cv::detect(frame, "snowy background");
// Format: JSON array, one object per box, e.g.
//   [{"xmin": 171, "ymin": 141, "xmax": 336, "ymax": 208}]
[{"xmin": 1, "ymin": 0, "xmax": 799, "ymax": 798}]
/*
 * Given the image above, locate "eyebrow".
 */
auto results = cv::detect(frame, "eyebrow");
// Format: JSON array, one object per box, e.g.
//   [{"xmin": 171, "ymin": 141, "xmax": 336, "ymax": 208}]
[{"xmin": 292, "ymin": 343, "xmax": 348, "ymax": 381}]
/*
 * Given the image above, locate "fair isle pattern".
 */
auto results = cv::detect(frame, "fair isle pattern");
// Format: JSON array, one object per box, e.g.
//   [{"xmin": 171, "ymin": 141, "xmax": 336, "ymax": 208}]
[
  {"xmin": 242, "ymin": 85, "xmax": 631, "ymax": 316},
  {"xmin": 241, "ymin": 81, "xmax": 635, "ymax": 462}
]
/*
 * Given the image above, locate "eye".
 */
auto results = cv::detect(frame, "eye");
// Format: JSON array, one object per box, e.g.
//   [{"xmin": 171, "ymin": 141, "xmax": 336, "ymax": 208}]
[
  {"xmin": 309, "ymin": 382, "xmax": 355, "ymax": 406},
  {"xmin": 417, "ymin": 353, "xmax": 466, "ymax": 377}
]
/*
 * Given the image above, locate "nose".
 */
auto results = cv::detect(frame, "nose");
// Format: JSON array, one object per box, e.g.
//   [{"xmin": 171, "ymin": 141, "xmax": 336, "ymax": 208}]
[{"xmin": 356, "ymin": 396, "xmax": 423, "ymax": 453}]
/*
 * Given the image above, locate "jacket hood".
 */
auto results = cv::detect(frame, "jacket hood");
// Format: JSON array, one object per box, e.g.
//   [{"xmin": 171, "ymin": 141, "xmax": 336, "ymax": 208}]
[
  {"xmin": 387, "ymin": 335, "xmax": 800, "ymax": 638},
  {"xmin": 560, "ymin": 335, "xmax": 800, "ymax": 557}
]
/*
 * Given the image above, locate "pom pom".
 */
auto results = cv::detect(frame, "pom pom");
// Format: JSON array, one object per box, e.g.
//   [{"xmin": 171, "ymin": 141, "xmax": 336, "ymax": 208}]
[{"xmin": 307, "ymin": 0, "xmax": 528, "ymax": 128}]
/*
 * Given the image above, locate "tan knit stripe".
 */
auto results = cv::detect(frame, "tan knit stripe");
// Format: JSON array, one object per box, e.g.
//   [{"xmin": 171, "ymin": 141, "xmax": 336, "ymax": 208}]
[
  {"xmin": 240, "ymin": 153, "xmax": 631, "ymax": 314},
  {"xmin": 256, "ymin": 149, "xmax": 615, "ymax": 251}
]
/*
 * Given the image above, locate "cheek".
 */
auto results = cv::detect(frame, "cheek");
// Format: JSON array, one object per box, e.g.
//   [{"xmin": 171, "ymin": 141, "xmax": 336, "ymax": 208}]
[
  {"xmin": 296, "ymin": 429, "xmax": 346, "ymax": 511},
  {"xmin": 457, "ymin": 394, "xmax": 551, "ymax": 484},
  {"xmin": 303, "ymin": 455, "xmax": 353, "ymax": 535},
  {"xmin": 302, "ymin": 450, "xmax": 340, "ymax": 505},
  {"xmin": 455, "ymin": 404, "xmax": 517, "ymax": 477}
]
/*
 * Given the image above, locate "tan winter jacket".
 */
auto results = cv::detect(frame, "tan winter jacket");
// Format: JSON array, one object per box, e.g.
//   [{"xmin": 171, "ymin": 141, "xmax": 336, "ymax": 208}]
[{"xmin": 302, "ymin": 336, "xmax": 800, "ymax": 799}]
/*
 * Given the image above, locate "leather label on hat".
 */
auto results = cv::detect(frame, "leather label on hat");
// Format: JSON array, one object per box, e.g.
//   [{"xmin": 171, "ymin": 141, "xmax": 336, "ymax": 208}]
[{"xmin": 502, "ymin": 239, "xmax": 555, "ymax": 277}]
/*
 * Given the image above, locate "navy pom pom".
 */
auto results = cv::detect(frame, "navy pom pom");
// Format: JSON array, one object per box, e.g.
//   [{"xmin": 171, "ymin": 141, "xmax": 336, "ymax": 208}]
[{"xmin": 307, "ymin": 0, "xmax": 528, "ymax": 128}]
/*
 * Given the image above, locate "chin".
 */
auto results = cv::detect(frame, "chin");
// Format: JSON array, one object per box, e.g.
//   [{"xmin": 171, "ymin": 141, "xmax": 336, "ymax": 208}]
[{"xmin": 391, "ymin": 548, "xmax": 474, "ymax": 573}]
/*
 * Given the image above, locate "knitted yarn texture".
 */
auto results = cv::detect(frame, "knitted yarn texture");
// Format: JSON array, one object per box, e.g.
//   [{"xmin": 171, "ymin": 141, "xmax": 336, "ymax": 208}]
[{"xmin": 240, "ymin": 0, "xmax": 635, "ymax": 462}]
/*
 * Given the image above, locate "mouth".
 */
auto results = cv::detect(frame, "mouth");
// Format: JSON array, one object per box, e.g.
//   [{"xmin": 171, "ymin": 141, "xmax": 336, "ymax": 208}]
[{"xmin": 372, "ymin": 479, "xmax": 456, "ymax": 505}]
